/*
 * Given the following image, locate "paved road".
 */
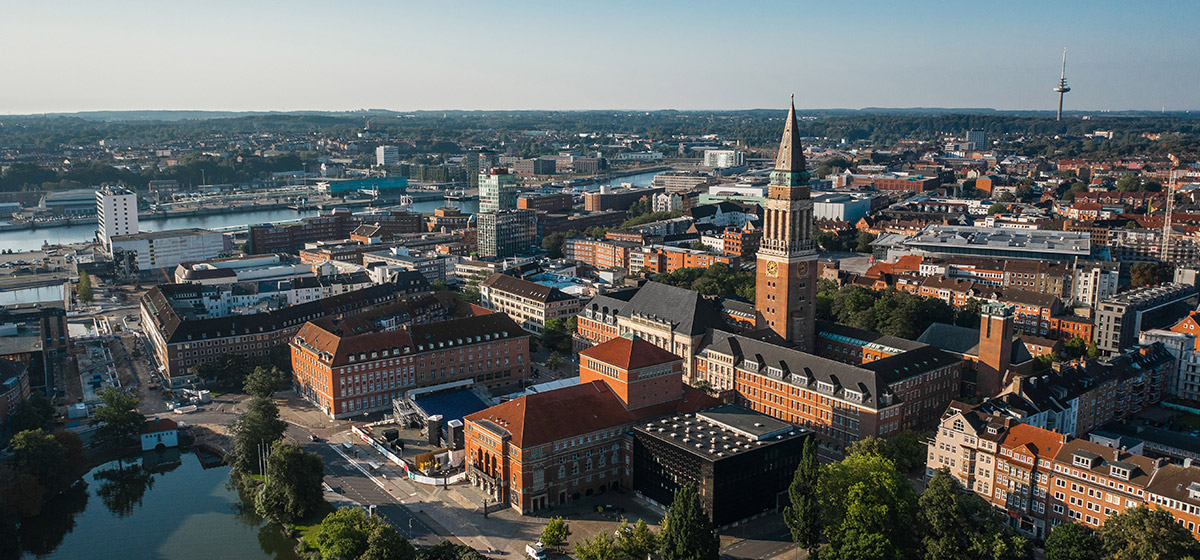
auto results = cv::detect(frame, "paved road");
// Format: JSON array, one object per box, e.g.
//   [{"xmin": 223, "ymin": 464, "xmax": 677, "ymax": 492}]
[
  {"xmin": 303, "ymin": 432, "xmax": 454, "ymax": 548},
  {"xmin": 720, "ymin": 525, "xmax": 797, "ymax": 560}
]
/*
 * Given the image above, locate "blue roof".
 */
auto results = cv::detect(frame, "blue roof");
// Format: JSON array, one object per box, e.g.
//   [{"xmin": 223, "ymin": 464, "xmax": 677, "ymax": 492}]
[{"xmin": 413, "ymin": 389, "xmax": 491, "ymax": 426}]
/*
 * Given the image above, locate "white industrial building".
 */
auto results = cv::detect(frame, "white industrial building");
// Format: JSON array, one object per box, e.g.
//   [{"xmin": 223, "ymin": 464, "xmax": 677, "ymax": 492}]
[
  {"xmin": 109, "ymin": 228, "xmax": 228, "ymax": 271},
  {"xmin": 97, "ymin": 186, "xmax": 138, "ymax": 249},
  {"xmin": 812, "ymin": 192, "xmax": 873, "ymax": 223}
]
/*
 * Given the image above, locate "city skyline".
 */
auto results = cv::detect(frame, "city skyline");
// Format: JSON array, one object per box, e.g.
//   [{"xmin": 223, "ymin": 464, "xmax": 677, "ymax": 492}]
[{"xmin": 2, "ymin": 0, "xmax": 1198, "ymax": 115}]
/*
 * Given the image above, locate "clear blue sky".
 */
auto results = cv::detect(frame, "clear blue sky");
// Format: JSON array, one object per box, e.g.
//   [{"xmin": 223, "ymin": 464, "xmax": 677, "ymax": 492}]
[{"xmin": 2, "ymin": 0, "xmax": 1197, "ymax": 114}]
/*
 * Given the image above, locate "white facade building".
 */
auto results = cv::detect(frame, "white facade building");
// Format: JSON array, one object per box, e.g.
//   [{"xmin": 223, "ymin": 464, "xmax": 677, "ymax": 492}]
[
  {"xmin": 1072, "ymin": 260, "xmax": 1121, "ymax": 309},
  {"xmin": 97, "ymin": 186, "xmax": 138, "ymax": 249},
  {"xmin": 109, "ymin": 229, "xmax": 227, "ymax": 271},
  {"xmin": 812, "ymin": 192, "xmax": 872, "ymax": 223},
  {"xmin": 376, "ymin": 145, "xmax": 400, "ymax": 167},
  {"xmin": 1140, "ymin": 329, "xmax": 1200, "ymax": 403},
  {"xmin": 702, "ymin": 149, "xmax": 745, "ymax": 169}
]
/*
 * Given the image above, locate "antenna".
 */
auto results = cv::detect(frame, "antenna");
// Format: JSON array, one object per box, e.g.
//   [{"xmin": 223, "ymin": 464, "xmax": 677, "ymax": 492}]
[{"xmin": 1053, "ymin": 47, "xmax": 1071, "ymax": 121}]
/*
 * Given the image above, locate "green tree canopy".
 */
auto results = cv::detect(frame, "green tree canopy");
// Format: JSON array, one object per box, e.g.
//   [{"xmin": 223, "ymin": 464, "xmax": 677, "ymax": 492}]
[
  {"xmin": 1096, "ymin": 505, "xmax": 1200, "ymax": 560},
  {"xmin": 816, "ymin": 451, "xmax": 918, "ymax": 560},
  {"xmin": 541, "ymin": 516, "xmax": 571, "ymax": 549},
  {"xmin": 76, "ymin": 271, "xmax": 93, "ymax": 303},
  {"xmin": 231, "ymin": 396, "xmax": 288, "ymax": 475},
  {"xmin": 7, "ymin": 429, "xmax": 68, "ymax": 491},
  {"xmin": 617, "ymin": 519, "xmax": 659, "ymax": 560},
  {"xmin": 1044, "ymin": 522, "xmax": 1102, "ymax": 560},
  {"xmin": 90, "ymin": 388, "xmax": 145, "ymax": 450},
  {"xmin": 243, "ymin": 365, "xmax": 285, "ymax": 399},
  {"xmin": 255, "ymin": 442, "xmax": 325, "ymax": 524},
  {"xmin": 575, "ymin": 532, "xmax": 621, "ymax": 560},
  {"xmin": 1130, "ymin": 261, "xmax": 1172, "ymax": 287},
  {"xmin": 312, "ymin": 507, "xmax": 415, "ymax": 560},
  {"xmin": 8, "ymin": 394, "xmax": 55, "ymax": 433},
  {"xmin": 659, "ymin": 484, "xmax": 719, "ymax": 560},
  {"xmin": 784, "ymin": 437, "xmax": 821, "ymax": 556}
]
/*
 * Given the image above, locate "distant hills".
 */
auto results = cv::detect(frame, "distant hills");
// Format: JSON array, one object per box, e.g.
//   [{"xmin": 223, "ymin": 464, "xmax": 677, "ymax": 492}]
[{"xmin": 13, "ymin": 107, "xmax": 1194, "ymax": 122}]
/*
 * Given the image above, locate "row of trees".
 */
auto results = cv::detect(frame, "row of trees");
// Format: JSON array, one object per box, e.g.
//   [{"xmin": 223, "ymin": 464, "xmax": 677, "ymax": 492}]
[
  {"xmin": 816, "ymin": 283, "xmax": 959, "ymax": 340},
  {"xmin": 654, "ymin": 263, "xmax": 756, "ymax": 303},
  {"xmin": 785, "ymin": 437, "xmax": 1029, "ymax": 560},
  {"xmin": 814, "ymin": 231, "xmax": 875, "ymax": 254},
  {"xmin": 193, "ymin": 352, "xmax": 291, "ymax": 393},
  {"xmin": 541, "ymin": 484, "xmax": 719, "ymax": 560},
  {"xmin": 1043, "ymin": 507, "xmax": 1200, "ymax": 560}
]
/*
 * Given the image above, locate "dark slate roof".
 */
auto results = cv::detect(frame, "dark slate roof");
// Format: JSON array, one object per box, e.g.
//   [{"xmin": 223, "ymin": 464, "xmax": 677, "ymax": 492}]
[
  {"xmin": 917, "ymin": 322, "xmax": 1034, "ymax": 364},
  {"xmin": 702, "ymin": 330, "xmax": 960, "ymax": 410},
  {"xmin": 480, "ymin": 273, "xmax": 576, "ymax": 303},
  {"xmin": 142, "ymin": 281, "xmax": 417, "ymax": 344},
  {"xmin": 581, "ymin": 282, "xmax": 725, "ymax": 337}
]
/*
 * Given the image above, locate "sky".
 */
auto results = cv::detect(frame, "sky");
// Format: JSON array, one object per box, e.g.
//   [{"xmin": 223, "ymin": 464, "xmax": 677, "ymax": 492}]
[{"xmin": 1, "ymin": 0, "xmax": 1198, "ymax": 114}]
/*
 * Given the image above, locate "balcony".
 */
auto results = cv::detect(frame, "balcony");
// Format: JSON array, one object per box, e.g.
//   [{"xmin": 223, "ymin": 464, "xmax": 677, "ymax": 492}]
[{"xmin": 468, "ymin": 464, "xmax": 502, "ymax": 487}]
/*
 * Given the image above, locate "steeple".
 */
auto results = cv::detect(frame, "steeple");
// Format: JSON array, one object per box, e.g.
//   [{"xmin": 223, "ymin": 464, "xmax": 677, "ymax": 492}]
[{"xmin": 773, "ymin": 94, "xmax": 807, "ymax": 173}]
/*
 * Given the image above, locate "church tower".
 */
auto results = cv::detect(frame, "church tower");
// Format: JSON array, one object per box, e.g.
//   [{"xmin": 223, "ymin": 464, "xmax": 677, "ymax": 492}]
[{"xmin": 755, "ymin": 96, "xmax": 818, "ymax": 350}]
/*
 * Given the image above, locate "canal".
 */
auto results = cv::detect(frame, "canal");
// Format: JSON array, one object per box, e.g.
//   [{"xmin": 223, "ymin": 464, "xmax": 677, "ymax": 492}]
[
  {"xmin": 15, "ymin": 450, "xmax": 300, "ymax": 560},
  {"xmin": 0, "ymin": 169, "xmax": 666, "ymax": 253}
]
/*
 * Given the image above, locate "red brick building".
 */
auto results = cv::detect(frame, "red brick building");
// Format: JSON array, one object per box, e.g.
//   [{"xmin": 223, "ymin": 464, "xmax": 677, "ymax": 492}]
[
  {"xmin": 290, "ymin": 304, "xmax": 529, "ymax": 418},
  {"xmin": 462, "ymin": 335, "xmax": 716, "ymax": 513}
]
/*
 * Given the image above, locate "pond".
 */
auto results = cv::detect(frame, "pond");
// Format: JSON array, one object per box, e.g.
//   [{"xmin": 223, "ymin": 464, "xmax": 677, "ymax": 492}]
[{"xmin": 13, "ymin": 449, "xmax": 300, "ymax": 560}]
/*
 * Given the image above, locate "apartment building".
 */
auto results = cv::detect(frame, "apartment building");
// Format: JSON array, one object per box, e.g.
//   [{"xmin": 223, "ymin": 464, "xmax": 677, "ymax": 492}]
[
  {"xmin": 477, "ymin": 210, "xmax": 539, "ymax": 259},
  {"xmin": 141, "ymin": 277, "xmax": 427, "ymax": 387},
  {"xmin": 1093, "ymin": 283, "xmax": 1199, "ymax": 355},
  {"xmin": 478, "ymin": 273, "xmax": 583, "ymax": 334}
]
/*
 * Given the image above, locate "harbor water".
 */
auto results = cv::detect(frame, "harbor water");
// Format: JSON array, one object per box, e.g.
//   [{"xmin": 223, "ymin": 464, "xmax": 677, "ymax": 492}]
[{"xmin": 0, "ymin": 169, "xmax": 664, "ymax": 253}]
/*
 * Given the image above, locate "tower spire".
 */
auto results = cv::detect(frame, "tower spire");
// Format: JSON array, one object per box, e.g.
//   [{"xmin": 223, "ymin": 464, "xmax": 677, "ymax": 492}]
[{"xmin": 774, "ymin": 94, "xmax": 806, "ymax": 173}]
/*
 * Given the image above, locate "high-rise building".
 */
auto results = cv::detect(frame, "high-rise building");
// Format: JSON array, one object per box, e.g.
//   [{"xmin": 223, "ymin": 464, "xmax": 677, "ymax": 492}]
[
  {"xmin": 375, "ymin": 145, "xmax": 399, "ymax": 167},
  {"xmin": 477, "ymin": 209, "xmax": 538, "ymax": 259},
  {"xmin": 976, "ymin": 302, "xmax": 1016, "ymax": 398},
  {"xmin": 966, "ymin": 130, "xmax": 987, "ymax": 150},
  {"xmin": 97, "ymin": 185, "xmax": 138, "ymax": 250},
  {"xmin": 755, "ymin": 97, "xmax": 818, "ymax": 351},
  {"xmin": 465, "ymin": 148, "xmax": 497, "ymax": 188},
  {"xmin": 479, "ymin": 169, "xmax": 518, "ymax": 213},
  {"xmin": 703, "ymin": 149, "xmax": 745, "ymax": 169}
]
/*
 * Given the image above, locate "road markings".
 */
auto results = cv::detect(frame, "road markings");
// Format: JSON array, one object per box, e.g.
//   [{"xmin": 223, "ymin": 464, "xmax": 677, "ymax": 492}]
[{"xmin": 329, "ymin": 443, "xmax": 389, "ymax": 491}]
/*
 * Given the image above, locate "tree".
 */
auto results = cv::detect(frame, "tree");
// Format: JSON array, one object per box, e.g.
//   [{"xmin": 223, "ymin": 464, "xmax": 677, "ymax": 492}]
[
  {"xmin": 853, "ymin": 232, "xmax": 875, "ymax": 253},
  {"xmin": 541, "ymin": 516, "xmax": 571, "ymax": 550},
  {"xmin": 987, "ymin": 202, "xmax": 1006, "ymax": 215},
  {"xmin": 243, "ymin": 365, "xmax": 284, "ymax": 398},
  {"xmin": 575, "ymin": 532, "xmax": 621, "ymax": 560},
  {"xmin": 546, "ymin": 352, "xmax": 565, "ymax": 374},
  {"xmin": 886, "ymin": 430, "xmax": 927, "ymax": 473},
  {"xmin": 659, "ymin": 484, "xmax": 719, "ymax": 560},
  {"xmin": 256, "ymin": 443, "xmax": 325, "ymax": 524},
  {"xmin": 231, "ymin": 396, "xmax": 288, "ymax": 475},
  {"xmin": 420, "ymin": 541, "xmax": 487, "ymax": 560},
  {"xmin": 313, "ymin": 507, "xmax": 375, "ymax": 560},
  {"xmin": 1130, "ymin": 261, "xmax": 1171, "ymax": 287},
  {"xmin": 76, "ymin": 270, "xmax": 93, "ymax": 303},
  {"xmin": 90, "ymin": 388, "xmax": 145, "ymax": 450},
  {"xmin": 364, "ymin": 523, "xmax": 416, "ymax": 560},
  {"xmin": 543, "ymin": 232, "xmax": 566, "ymax": 259},
  {"xmin": 541, "ymin": 319, "xmax": 572, "ymax": 352},
  {"xmin": 7, "ymin": 429, "xmax": 68, "ymax": 491},
  {"xmin": 617, "ymin": 519, "xmax": 659, "ymax": 560},
  {"xmin": 1096, "ymin": 505, "xmax": 1200, "ymax": 560},
  {"xmin": 1044, "ymin": 522, "xmax": 1102, "ymax": 560},
  {"xmin": 1086, "ymin": 341, "xmax": 1101, "ymax": 359},
  {"xmin": 8, "ymin": 395, "xmax": 55, "ymax": 433},
  {"xmin": 1064, "ymin": 337, "xmax": 1089, "ymax": 358},
  {"xmin": 694, "ymin": 379, "xmax": 715, "ymax": 395},
  {"xmin": 784, "ymin": 437, "xmax": 820, "ymax": 557},
  {"xmin": 816, "ymin": 451, "xmax": 917, "ymax": 560}
]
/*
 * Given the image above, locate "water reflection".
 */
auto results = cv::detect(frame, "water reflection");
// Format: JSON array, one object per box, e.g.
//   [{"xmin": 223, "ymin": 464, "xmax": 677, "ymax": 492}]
[
  {"xmin": 94, "ymin": 460, "xmax": 156, "ymax": 518},
  {"xmin": 14, "ymin": 481, "xmax": 89, "ymax": 557}
]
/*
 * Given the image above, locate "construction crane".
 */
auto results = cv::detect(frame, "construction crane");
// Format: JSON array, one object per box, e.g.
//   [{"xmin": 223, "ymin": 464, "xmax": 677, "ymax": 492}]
[{"xmin": 1161, "ymin": 153, "xmax": 1183, "ymax": 261}]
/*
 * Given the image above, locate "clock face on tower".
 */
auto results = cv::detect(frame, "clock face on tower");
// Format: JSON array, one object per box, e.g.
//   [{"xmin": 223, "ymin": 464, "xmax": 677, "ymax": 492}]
[
  {"xmin": 798, "ymin": 261, "xmax": 808, "ymax": 275},
  {"xmin": 765, "ymin": 261, "xmax": 779, "ymax": 277}
]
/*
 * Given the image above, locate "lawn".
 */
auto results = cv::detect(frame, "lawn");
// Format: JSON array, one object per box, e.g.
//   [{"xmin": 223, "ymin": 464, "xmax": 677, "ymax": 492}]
[{"xmin": 292, "ymin": 500, "xmax": 337, "ymax": 548}]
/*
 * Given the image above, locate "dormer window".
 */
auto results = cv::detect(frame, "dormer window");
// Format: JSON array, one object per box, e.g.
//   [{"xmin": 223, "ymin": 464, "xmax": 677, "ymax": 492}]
[{"xmin": 1110, "ymin": 466, "xmax": 1130, "ymax": 481}]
